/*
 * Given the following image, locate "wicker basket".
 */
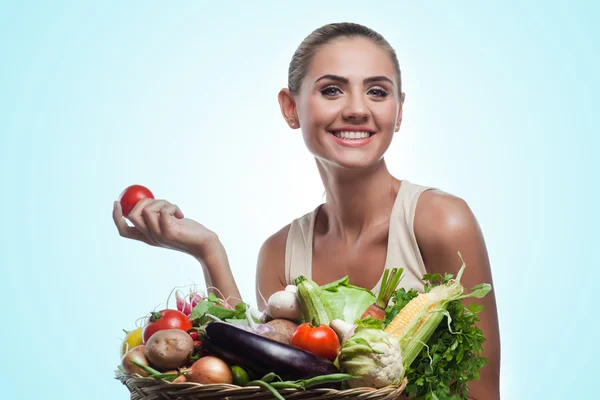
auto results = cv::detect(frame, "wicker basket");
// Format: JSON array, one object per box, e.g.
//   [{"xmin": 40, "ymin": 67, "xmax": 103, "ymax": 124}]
[{"xmin": 115, "ymin": 371, "xmax": 407, "ymax": 400}]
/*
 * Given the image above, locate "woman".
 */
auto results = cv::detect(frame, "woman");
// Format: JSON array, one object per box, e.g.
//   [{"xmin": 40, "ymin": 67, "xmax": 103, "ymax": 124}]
[{"xmin": 113, "ymin": 22, "xmax": 500, "ymax": 399}]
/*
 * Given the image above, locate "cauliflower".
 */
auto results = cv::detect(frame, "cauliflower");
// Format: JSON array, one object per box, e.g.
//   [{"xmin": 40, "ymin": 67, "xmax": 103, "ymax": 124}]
[{"xmin": 333, "ymin": 318, "xmax": 404, "ymax": 388}]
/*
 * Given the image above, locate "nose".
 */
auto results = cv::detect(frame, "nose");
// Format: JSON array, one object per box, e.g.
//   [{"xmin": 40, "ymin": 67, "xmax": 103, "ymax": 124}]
[{"xmin": 341, "ymin": 93, "xmax": 369, "ymax": 122}]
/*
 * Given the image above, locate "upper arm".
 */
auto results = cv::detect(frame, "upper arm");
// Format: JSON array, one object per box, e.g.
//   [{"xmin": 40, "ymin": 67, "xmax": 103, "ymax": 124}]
[
  {"xmin": 415, "ymin": 190, "xmax": 501, "ymax": 400},
  {"xmin": 255, "ymin": 224, "xmax": 290, "ymax": 311}
]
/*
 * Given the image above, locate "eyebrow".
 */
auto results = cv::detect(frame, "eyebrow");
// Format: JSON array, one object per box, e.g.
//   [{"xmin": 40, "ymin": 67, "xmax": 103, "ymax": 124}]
[{"xmin": 314, "ymin": 74, "xmax": 394, "ymax": 85}]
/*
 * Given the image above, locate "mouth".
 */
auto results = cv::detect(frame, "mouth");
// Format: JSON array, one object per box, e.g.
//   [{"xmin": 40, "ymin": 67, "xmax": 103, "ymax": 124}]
[
  {"xmin": 328, "ymin": 130, "xmax": 375, "ymax": 140},
  {"xmin": 327, "ymin": 129, "xmax": 376, "ymax": 147}
]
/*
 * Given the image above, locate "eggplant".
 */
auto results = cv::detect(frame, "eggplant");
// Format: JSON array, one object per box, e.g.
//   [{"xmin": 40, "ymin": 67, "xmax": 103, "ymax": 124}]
[{"xmin": 202, "ymin": 321, "xmax": 339, "ymax": 381}]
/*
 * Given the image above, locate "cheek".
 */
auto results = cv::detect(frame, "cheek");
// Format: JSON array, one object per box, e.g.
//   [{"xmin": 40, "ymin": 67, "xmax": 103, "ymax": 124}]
[
  {"xmin": 302, "ymin": 97, "xmax": 339, "ymax": 128},
  {"xmin": 379, "ymin": 102, "xmax": 399, "ymax": 125}
]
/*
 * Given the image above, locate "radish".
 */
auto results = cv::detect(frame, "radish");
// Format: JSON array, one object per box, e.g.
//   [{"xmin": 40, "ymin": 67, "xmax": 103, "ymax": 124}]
[{"xmin": 175, "ymin": 290, "xmax": 205, "ymax": 316}]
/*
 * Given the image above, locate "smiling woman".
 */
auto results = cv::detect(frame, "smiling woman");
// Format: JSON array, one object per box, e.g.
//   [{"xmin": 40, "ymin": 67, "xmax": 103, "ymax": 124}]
[{"xmin": 113, "ymin": 22, "xmax": 500, "ymax": 400}]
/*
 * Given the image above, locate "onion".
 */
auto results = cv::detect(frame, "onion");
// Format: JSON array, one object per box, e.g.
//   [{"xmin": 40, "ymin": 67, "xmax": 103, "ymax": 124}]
[
  {"xmin": 330, "ymin": 319, "xmax": 357, "ymax": 343},
  {"xmin": 121, "ymin": 345, "xmax": 150, "ymax": 377},
  {"xmin": 229, "ymin": 322, "xmax": 254, "ymax": 332},
  {"xmin": 267, "ymin": 290, "xmax": 302, "ymax": 321},
  {"xmin": 254, "ymin": 324, "xmax": 275, "ymax": 335},
  {"xmin": 284, "ymin": 285, "xmax": 298, "ymax": 293},
  {"xmin": 184, "ymin": 356, "xmax": 233, "ymax": 384}
]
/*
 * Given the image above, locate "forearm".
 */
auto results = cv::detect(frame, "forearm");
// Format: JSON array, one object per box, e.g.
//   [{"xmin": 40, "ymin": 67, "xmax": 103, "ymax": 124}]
[{"xmin": 193, "ymin": 235, "xmax": 243, "ymax": 305}]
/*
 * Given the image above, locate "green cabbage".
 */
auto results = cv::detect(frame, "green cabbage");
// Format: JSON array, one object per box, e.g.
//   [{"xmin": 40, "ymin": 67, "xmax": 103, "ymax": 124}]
[{"xmin": 320, "ymin": 276, "xmax": 376, "ymax": 324}]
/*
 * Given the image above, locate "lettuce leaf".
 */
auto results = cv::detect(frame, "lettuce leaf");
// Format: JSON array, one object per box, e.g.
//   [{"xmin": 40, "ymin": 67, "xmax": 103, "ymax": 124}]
[
  {"xmin": 320, "ymin": 276, "xmax": 376, "ymax": 323},
  {"xmin": 190, "ymin": 294, "xmax": 248, "ymax": 326}
]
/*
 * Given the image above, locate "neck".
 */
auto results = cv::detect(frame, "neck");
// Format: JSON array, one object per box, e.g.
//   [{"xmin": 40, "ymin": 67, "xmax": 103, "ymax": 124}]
[{"xmin": 316, "ymin": 159, "xmax": 400, "ymax": 241}]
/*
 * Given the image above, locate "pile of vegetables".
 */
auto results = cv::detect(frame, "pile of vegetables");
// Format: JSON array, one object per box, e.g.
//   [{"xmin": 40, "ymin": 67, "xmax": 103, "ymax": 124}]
[{"xmin": 117, "ymin": 256, "xmax": 491, "ymax": 400}]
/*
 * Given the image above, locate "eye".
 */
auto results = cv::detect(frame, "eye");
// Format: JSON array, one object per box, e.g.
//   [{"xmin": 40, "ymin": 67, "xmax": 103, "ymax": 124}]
[
  {"xmin": 368, "ymin": 87, "xmax": 389, "ymax": 98},
  {"xmin": 321, "ymin": 86, "xmax": 342, "ymax": 97}
]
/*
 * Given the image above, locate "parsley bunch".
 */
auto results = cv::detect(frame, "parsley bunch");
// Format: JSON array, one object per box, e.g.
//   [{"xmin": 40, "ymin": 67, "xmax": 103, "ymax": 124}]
[{"xmin": 385, "ymin": 273, "xmax": 488, "ymax": 400}]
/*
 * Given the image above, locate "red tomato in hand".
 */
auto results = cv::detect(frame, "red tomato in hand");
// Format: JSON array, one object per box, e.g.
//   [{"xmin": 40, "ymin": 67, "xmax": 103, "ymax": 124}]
[
  {"xmin": 118, "ymin": 184, "xmax": 154, "ymax": 217},
  {"xmin": 290, "ymin": 322, "xmax": 340, "ymax": 361},
  {"xmin": 142, "ymin": 309, "xmax": 193, "ymax": 343}
]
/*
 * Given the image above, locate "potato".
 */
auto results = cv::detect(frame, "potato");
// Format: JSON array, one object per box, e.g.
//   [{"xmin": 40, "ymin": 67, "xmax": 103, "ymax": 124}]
[
  {"xmin": 260, "ymin": 330, "xmax": 289, "ymax": 344},
  {"xmin": 145, "ymin": 329, "xmax": 194, "ymax": 370},
  {"xmin": 266, "ymin": 319, "xmax": 299, "ymax": 342},
  {"xmin": 121, "ymin": 345, "xmax": 150, "ymax": 376}
]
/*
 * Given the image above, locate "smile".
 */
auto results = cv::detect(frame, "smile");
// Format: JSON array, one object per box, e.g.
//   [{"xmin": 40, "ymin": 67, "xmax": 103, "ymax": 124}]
[{"xmin": 329, "ymin": 131, "xmax": 374, "ymax": 140}]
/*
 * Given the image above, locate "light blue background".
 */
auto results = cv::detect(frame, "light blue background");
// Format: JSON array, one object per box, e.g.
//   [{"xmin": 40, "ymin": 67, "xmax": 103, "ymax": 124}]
[{"xmin": 1, "ymin": 1, "xmax": 597, "ymax": 399}]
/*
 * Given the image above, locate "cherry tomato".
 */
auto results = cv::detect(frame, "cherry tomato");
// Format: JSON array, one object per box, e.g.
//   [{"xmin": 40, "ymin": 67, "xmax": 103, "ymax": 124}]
[
  {"xmin": 289, "ymin": 322, "xmax": 340, "ymax": 361},
  {"xmin": 118, "ymin": 184, "xmax": 154, "ymax": 217},
  {"xmin": 142, "ymin": 309, "xmax": 193, "ymax": 343}
]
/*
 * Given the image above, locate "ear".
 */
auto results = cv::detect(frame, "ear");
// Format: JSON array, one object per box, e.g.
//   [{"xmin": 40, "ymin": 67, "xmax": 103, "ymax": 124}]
[
  {"xmin": 278, "ymin": 88, "xmax": 299, "ymax": 129},
  {"xmin": 395, "ymin": 92, "xmax": 406, "ymax": 132}
]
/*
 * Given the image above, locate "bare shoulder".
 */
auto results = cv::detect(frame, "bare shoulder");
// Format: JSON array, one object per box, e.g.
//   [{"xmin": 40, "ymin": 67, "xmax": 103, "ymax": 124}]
[
  {"xmin": 414, "ymin": 189, "xmax": 500, "ymax": 398},
  {"xmin": 255, "ymin": 224, "xmax": 291, "ymax": 310},
  {"xmin": 414, "ymin": 189, "xmax": 481, "ymax": 246},
  {"xmin": 413, "ymin": 188, "xmax": 490, "ymax": 280}
]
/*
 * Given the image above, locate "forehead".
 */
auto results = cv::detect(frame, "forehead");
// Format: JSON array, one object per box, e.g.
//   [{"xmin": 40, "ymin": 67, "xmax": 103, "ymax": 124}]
[{"xmin": 306, "ymin": 37, "xmax": 397, "ymax": 84}]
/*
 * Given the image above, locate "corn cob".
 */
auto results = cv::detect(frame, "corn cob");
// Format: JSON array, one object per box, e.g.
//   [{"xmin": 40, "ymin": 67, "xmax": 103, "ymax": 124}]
[
  {"xmin": 385, "ymin": 292, "xmax": 448, "ymax": 369},
  {"xmin": 384, "ymin": 293, "xmax": 433, "ymax": 340},
  {"xmin": 384, "ymin": 255, "xmax": 491, "ymax": 370}
]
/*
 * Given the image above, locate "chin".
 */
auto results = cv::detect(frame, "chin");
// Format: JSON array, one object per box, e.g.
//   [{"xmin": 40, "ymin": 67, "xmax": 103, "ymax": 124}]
[
  {"xmin": 321, "ymin": 152, "xmax": 384, "ymax": 171},
  {"xmin": 305, "ymin": 131, "xmax": 392, "ymax": 171}
]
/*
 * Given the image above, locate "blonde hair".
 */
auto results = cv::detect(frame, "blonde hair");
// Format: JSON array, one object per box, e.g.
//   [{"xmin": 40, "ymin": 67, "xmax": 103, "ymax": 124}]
[{"xmin": 288, "ymin": 22, "xmax": 402, "ymax": 95}]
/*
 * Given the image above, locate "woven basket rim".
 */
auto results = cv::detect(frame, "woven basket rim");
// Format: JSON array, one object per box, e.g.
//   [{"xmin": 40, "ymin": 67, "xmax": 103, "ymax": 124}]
[{"xmin": 115, "ymin": 369, "xmax": 407, "ymax": 399}]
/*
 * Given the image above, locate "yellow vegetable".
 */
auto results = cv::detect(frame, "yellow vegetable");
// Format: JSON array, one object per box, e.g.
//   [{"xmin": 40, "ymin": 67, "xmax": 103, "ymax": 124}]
[
  {"xmin": 384, "ymin": 254, "xmax": 491, "ymax": 370},
  {"xmin": 384, "ymin": 293, "xmax": 433, "ymax": 340},
  {"xmin": 120, "ymin": 327, "xmax": 143, "ymax": 357}
]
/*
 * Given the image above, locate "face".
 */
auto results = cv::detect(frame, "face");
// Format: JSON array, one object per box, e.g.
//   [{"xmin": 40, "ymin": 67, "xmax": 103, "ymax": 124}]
[{"xmin": 281, "ymin": 37, "xmax": 404, "ymax": 170}]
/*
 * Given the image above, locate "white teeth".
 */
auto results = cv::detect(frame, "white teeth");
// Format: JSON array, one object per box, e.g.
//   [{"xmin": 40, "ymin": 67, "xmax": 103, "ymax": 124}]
[{"xmin": 333, "ymin": 131, "xmax": 372, "ymax": 140}]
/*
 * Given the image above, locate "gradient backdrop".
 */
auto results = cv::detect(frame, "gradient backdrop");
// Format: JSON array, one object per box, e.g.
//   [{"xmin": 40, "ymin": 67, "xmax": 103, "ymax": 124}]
[{"xmin": 1, "ymin": 1, "xmax": 597, "ymax": 399}]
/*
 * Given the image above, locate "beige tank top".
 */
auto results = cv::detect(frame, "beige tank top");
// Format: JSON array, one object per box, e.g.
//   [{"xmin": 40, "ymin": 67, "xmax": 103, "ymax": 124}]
[{"xmin": 284, "ymin": 180, "xmax": 433, "ymax": 296}]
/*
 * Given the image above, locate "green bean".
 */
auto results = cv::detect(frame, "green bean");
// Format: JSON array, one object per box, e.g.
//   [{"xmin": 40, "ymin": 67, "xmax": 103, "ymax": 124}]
[
  {"xmin": 299, "ymin": 373, "xmax": 357, "ymax": 388},
  {"xmin": 269, "ymin": 382, "xmax": 303, "ymax": 389},
  {"xmin": 246, "ymin": 380, "xmax": 285, "ymax": 400},
  {"xmin": 129, "ymin": 360, "xmax": 163, "ymax": 376},
  {"xmin": 129, "ymin": 360, "xmax": 179, "ymax": 381},
  {"xmin": 258, "ymin": 372, "xmax": 281, "ymax": 383}
]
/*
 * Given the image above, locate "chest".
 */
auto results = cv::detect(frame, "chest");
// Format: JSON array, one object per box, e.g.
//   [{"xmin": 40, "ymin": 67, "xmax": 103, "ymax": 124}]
[{"xmin": 310, "ymin": 226, "xmax": 390, "ymax": 290}]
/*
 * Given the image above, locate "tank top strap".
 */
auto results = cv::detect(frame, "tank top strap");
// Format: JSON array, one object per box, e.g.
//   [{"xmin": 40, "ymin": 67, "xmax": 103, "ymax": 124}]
[
  {"xmin": 284, "ymin": 205, "xmax": 320, "ymax": 285},
  {"xmin": 371, "ymin": 180, "xmax": 434, "ymax": 295}
]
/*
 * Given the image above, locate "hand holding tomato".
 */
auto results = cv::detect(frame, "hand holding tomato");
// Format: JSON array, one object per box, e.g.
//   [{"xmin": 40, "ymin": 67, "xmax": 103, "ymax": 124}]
[
  {"xmin": 118, "ymin": 185, "xmax": 154, "ymax": 217},
  {"xmin": 112, "ymin": 184, "xmax": 219, "ymax": 257}
]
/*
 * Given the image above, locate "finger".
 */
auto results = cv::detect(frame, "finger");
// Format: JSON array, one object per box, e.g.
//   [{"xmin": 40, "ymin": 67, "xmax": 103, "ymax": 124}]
[
  {"xmin": 159, "ymin": 204, "xmax": 181, "ymax": 240},
  {"xmin": 162, "ymin": 203, "xmax": 184, "ymax": 219},
  {"xmin": 141, "ymin": 200, "xmax": 171, "ymax": 241},
  {"xmin": 174, "ymin": 205, "xmax": 184, "ymax": 219},
  {"xmin": 126, "ymin": 198, "xmax": 156, "ymax": 240},
  {"xmin": 113, "ymin": 201, "xmax": 155, "ymax": 245}
]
